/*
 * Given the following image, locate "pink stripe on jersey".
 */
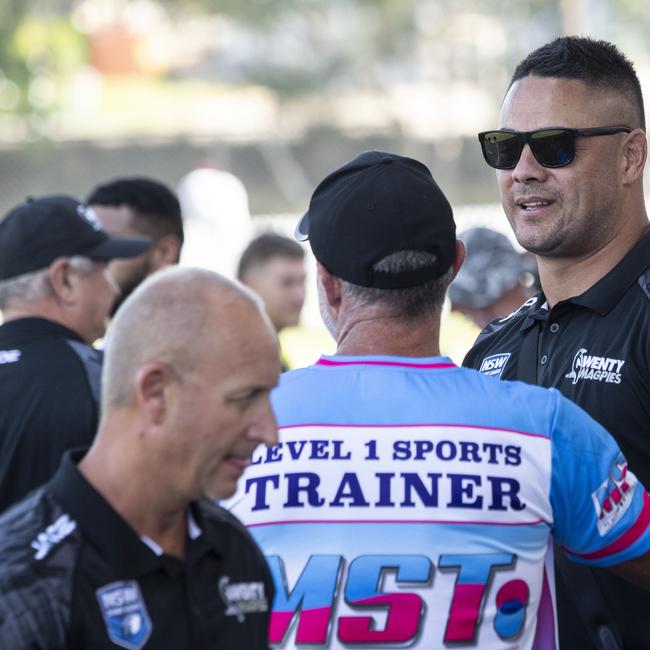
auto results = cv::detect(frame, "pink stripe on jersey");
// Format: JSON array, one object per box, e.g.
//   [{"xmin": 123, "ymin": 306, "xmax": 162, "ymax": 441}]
[
  {"xmin": 316, "ymin": 358, "xmax": 457, "ymax": 369},
  {"xmin": 247, "ymin": 518, "xmax": 546, "ymax": 528},
  {"xmin": 565, "ymin": 491, "xmax": 650, "ymax": 561},
  {"xmin": 279, "ymin": 421, "xmax": 550, "ymax": 440}
]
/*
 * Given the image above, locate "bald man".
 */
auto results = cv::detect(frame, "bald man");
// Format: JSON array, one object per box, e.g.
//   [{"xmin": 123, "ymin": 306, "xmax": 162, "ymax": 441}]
[{"xmin": 0, "ymin": 267, "xmax": 280, "ymax": 650}]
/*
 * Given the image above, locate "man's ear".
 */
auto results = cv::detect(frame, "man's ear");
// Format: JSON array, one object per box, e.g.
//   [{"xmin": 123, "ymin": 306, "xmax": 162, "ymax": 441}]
[
  {"xmin": 451, "ymin": 239, "xmax": 466, "ymax": 280},
  {"xmin": 48, "ymin": 257, "xmax": 76, "ymax": 304},
  {"xmin": 621, "ymin": 128, "xmax": 647, "ymax": 186},
  {"xmin": 150, "ymin": 235, "xmax": 182, "ymax": 269},
  {"xmin": 317, "ymin": 262, "xmax": 342, "ymax": 309},
  {"xmin": 134, "ymin": 362, "xmax": 175, "ymax": 427}
]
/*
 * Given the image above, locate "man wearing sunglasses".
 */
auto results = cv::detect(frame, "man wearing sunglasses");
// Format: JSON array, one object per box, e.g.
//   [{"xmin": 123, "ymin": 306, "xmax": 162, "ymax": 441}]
[{"xmin": 464, "ymin": 36, "xmax": 650, "ymax": 650}]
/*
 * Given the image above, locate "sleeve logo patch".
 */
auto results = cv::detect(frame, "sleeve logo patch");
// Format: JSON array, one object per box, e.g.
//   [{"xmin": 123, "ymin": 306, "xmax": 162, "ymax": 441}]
[
  {"xmin": 96, "ymin": 581, "xmax": 153, "ymax": 650},
  {"xmin": 591, "ymin": 454, "xmax": 637, "ymax": 536},
  {"xmin": 479, "ymin": 353, "xmax": 511, "ymax": 379},
  {"xmin": 31, "ymin": 514, "xmax": 76, "ymax": 560},
  {"xmin": 219, "ymin": 576, "xmax": 268, "ymax": 622}
]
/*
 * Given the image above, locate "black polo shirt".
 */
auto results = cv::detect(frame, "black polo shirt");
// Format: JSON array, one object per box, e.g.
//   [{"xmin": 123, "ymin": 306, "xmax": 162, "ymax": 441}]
[
  {"xmin": 0, "ymin": 451, "xmax": 273, "ymax": 649},
  {"xmin": 464, "ymin": 230, "xmax": 650, "ymax": 649},
  {"xmin": 0, "ymin": 317, "xmax": 101, "ymax": 513}
]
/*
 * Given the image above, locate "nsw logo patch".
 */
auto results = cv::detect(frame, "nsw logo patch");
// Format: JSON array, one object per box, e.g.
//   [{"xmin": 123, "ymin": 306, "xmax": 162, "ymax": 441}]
[
  {"xmin": 479, "ymin": 353, "xmax": 511, "ymax": 379},
  {"xmin": 96, "ymin": 581, "xmax": 152, "ymax": 650}
]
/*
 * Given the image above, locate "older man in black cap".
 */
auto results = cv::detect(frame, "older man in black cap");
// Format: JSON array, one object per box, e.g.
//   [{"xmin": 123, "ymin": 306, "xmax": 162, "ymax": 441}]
[
  {"xmin": 227, "ymin": 151, "xmax": 650, "ymax": 650},
  {"xmin": 0, "ymin": 195, "xmax": 151, "ymax": 512}
]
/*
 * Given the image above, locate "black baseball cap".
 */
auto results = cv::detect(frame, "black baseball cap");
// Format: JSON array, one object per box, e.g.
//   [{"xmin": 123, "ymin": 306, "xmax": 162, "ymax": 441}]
[
  {"xmin": 295, "ymin": 151, "xmax": 456, "ymax": 288},
  {"xmin": 0, "ymin": 195, "xmax": 152, "ymax": 280}
]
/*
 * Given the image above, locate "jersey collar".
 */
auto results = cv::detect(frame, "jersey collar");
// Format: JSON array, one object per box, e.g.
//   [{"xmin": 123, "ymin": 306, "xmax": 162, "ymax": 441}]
[
  {"xmin": 570, "ymin": 229, "xmax": 650, "ymax": 315},
  {"xmin": 316, "ymin": 354, "xmax": 456, "ymax": 369},
  {"xmin": 49, "ymin": 450, "xmax": 210, "ymax": 575},
  {"xmin": 0, "ymin": 316, "xmax": 86, "ymax": 345},
  {"xmin": 518, "ymin": 229, "xmax": 650, "ymax": 332}
]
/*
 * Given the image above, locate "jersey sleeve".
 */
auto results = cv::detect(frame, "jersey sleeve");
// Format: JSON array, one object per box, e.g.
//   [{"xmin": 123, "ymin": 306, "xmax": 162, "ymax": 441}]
[
  {"xmin": 549, "ymin": 391, "xmax": 650, "ymax": 567},
  {"xmin": 0, "ymin": 580, "xmax": 68, "ymax": 649}
]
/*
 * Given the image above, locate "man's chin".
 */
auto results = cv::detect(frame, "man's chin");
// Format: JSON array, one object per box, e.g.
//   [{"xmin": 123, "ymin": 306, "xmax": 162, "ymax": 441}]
[{"xmin": 206, "ymin": 483, "xmax": 236, "ymax": 502}]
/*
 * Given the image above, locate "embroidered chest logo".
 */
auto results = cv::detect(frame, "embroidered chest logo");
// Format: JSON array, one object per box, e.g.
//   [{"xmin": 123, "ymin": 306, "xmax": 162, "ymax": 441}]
[
  {"xmin": 565, "ymin": 348, "xmax": 625, "ymax": 386},
  {"xmin": 31, "ymin": 514, "xmax": 76, "ymax": 560},
  {"xmin": 0, "ymin": 349, "xmax": 21, "ymax": 364},
  {"xmin": 591, "ymin": 454, "xmax": 637, "ymax": 536},
  {"xmin": 96, "ymin": 581, "xmax": 153, "ymax": 650},
  {"xmin": 219, "ymin": 576, "xmax": 268, "ymax": 623},
  {"xmin": 479, "ymin": 353, "xmax": 511, "ymax": 379}
]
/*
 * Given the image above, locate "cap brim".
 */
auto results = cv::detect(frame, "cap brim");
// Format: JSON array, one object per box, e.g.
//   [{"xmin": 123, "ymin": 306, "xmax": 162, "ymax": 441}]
[
  {"xmin": 87, "ymin": 235, "xmax": 152, "ymax": 260},
  {"xmin": 294, "ymin": 211, "xmax": 310, "ymax": 242}
]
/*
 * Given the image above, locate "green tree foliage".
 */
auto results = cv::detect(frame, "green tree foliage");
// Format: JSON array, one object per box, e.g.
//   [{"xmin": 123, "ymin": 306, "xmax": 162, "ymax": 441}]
[
  {"xmin": 0, "ymin": 0, "xmax": 30, "ymax": 114},
  {"xmin": 0, "ymin": 5, "xmax": 86, "ymax": 133}
]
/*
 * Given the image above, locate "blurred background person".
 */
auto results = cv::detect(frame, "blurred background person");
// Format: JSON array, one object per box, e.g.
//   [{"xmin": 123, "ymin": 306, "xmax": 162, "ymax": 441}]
[
  {"xmin": 3, "ymin": 1, "xmax": 650, "ymax": 373},
  {"xmin": 448, "ymin": 227, "xmax": 538, "ymax": 329},
  {"xmin": 87, "ymin": 177, "xmax": 184, "ymax": 316},
  {"xmin": 238, "ymin": 232, "xmax": 306, "ymax": 370},
  {"xmin": 178, "ymin": 165, "xmax": 253, "ymax": 278},
  {"xmin": 0, "ymin": 195, "xmax": 150, "ymax": 512}
]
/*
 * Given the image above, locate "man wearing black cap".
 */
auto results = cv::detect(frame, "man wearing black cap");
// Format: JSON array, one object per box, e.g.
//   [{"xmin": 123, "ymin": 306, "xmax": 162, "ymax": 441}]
[
  {"xmin": 226, "ymin": 151, "xmax": 650, "ymax": 649},
  {"xmin": 0, "ymin": 195, "xmax": 151, "ymax": 512}
]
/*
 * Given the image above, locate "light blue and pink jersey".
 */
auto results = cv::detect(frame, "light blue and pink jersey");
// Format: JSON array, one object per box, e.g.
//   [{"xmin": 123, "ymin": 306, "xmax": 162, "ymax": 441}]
[{"xmin": 226, "ymin": 355, "xmax": 650, "ymax": 649}]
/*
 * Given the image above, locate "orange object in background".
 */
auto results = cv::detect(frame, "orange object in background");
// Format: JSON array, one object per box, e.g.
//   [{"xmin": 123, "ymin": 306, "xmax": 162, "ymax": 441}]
[
  {"xmin": 89, "ymin": 24, "xmax": 140, "ymax": 75},
  {"xmin": 89, "ymin": 23, "xmax": 166, "ymax": 76}
]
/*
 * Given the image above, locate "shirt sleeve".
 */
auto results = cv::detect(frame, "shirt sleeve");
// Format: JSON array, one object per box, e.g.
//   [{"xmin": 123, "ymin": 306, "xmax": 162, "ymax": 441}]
[
  {"xmin": 0, "ymin": 571, "xmax": 68, "ymax": 649},
  {"xmin": 549, "ymin": 391, "xmax": 650, "ymax": 567}
]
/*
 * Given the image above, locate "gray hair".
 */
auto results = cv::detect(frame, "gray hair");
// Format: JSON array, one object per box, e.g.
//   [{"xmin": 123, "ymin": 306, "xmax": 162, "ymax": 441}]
[
  {"xmin": 0, "ymin": 256, "xmax": 95, "ymax": 310},
  {"xmin": 102, "ymin": 266, "xmax": 263, "ymax": 408},
  {"xmin": 341, "ymin": 251, "xmax": 453, "ymax": 320}
]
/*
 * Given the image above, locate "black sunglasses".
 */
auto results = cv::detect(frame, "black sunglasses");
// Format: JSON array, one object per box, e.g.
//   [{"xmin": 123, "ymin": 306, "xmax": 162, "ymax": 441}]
[{"xmin": 478, "ymin": 126, "xmax": 632, "ymax": 170}]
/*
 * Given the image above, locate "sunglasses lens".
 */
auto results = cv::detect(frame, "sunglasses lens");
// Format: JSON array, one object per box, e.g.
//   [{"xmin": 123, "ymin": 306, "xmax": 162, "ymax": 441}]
[
  {"xmin": 530, "ymin": 129, "xmax": 575, "ymax": 167},
  {"xmin": 481, "ymin": 131, "xmax": 521, "ymax": 169}
]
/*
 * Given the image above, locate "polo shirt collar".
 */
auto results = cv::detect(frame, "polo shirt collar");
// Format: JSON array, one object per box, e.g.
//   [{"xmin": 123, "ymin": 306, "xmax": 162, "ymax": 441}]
[
  {"xmin": 519, "ymin": 294, "xmax": 549, "ymax": 332},
  {"xmin": 571, "ymin": 229, "xmax": 650, "ymax": 315},
  {"xmin": 519, "ymin": 230, "xmax": 650, "ymax": 331},
  {"xmin": 0, "ymin": 317, "xmax": 85, "ymax": 344},
  {"xmin": 140, "ymin": 509, "xmax": 203, "ymax": 556},
  {"xmin": 49, "ymin": 450, "xmax": 214, "ymax": 575}
]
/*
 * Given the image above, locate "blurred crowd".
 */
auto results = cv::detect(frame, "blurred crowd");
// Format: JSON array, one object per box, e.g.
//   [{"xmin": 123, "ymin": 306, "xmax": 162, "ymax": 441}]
[{"xmin": 1, "ymin": 33, "xmax": 650, "ymax": 650}]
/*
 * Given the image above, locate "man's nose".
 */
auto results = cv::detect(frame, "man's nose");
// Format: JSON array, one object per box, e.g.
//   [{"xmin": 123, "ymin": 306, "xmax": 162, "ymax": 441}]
[{"xmin": 511, "ymin": 144, "xmax": 550, "ymax": 184}]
